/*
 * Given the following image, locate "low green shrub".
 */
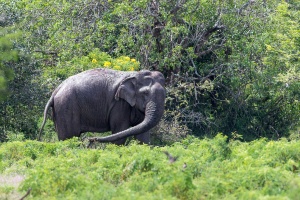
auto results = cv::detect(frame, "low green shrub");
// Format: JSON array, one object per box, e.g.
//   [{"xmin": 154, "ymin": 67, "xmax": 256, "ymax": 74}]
[{"xmin": 0, "ymin": 134, "xmax": 299, "ymax": 199}]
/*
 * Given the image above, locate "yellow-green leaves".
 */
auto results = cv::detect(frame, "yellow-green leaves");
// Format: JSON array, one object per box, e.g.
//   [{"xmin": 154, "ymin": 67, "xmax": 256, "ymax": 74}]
[{"xmin": 43, "ymin": 48, "xmax": 140, "ymax": 80}]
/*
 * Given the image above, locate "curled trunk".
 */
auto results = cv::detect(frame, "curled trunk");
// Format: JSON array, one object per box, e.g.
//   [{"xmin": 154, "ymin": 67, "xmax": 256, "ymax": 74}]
[{"xmin": 89, "ymin": 101, "xmax": 164, "ymax": 143}]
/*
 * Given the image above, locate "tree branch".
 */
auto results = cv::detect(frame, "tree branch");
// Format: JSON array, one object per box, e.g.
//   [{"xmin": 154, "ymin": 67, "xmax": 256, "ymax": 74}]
[
  {"xmin": 196, "ymin": 38, "xmax": 226, "ymax": 57},
  {"xmin": 189, "ymin": 56, "xmax": 201, "ymax": 77},
  {"xmin": 34, "ymin": 50, "xmax": 58, "ymax": 55},
  {"xmin": 237, "ymin": 0, "xmax": 256, "ymax": 15},
  {"xmin": 19, "ymin": 188, "xmax": 31, "ymax": 200}
]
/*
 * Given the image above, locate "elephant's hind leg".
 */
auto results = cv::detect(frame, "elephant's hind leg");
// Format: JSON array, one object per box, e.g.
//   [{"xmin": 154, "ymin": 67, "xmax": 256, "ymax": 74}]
[{"xmin": 54, "ymin": 106, "xmax": 81, "ymax": 140}]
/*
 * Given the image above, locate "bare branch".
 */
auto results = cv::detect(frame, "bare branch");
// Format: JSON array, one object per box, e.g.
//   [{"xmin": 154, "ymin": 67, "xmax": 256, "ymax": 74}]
[
  {"xmin": 196, "ymin": 38, "xmax": 226, "ymax": 57},
  {"xmin": 237, "ymin": 0, "xmax": 256, "ymax": 15},
  {"xmin": 34, "ymin": 50, "xmax": 58, "ymax": 55},
  {"xmin": 19, "ymin": 188, "xmax": 31, "ymax": 200},
  {"xmin": 189, "ymin": 56, "xmax": 201, "ymax": 77}
]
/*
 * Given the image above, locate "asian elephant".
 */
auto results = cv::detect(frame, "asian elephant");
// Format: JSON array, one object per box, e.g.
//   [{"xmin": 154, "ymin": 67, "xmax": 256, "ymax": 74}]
[{"xmin": 39, "ymin": 68, "xmax": 166, "ymax": 145}]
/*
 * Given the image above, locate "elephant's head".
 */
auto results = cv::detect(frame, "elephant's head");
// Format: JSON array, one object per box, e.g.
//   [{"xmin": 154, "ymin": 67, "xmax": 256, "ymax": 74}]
[{"xmin": 95, "ymin": 70, "xmax": 166, "ymax": 142}]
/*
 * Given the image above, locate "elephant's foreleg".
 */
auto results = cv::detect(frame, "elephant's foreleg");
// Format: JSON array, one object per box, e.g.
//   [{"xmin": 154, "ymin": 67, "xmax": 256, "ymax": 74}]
[
  {"xmin": 111, "ymin": 128, "xmax": 127, "ymax": 145},
  {"xmin": 111, "ymin": 137, "xmax": 126, "ymax": 145},
  {"xmin": 134, "ymin": 131, "xmax": 150, "ymax": 144},
  {"xmin": 110, "ymin": 120, "xmax": 131, "ymax": 145}
]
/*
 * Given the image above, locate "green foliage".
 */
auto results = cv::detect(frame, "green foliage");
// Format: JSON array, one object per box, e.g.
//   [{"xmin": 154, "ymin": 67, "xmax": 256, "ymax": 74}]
[
  {"xmin": 0, "ymin": 27, "xmax": 19, "ymax": 101},
  {"xmin": 195, "ymin": 0, "xmax": 300, "ymax": 139},
  {"xmin": 242, "ymin": 1, "xmax": 300, "ymax": 139},
  {"xmin": 37, "ymin": 117, "xmax": 57, "ymax": 142},
  {"xmin": 152, "ymin": 110, "xmax": 191, "ymax": 145},
  {"xmin": 1, "ymin": 1, "xmax": 299, "ymax": 198},
  {"xmin": 0, "ymin": 0, "xmax": 299, "ymax": 141},
  {"xmin": 0, "ymin": 135, "xmax": 300, "ymax": 199},
  {"xmin": 43, "ymin": 48, "xmax": 140, "ymax": 81}
]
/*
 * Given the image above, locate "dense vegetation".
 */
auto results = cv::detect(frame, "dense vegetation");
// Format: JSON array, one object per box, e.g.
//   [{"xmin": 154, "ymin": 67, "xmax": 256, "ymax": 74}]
[
  {"xmin": 1, "ymin": 135, "xmax": 300, "ymax": 199},
  {"xmin": 0, "ymin": 1, "xmax": 299, "ymax": 198},
  {"xmin": 0, "ymin": 0, "xmax": 299, "ymax": 142}
]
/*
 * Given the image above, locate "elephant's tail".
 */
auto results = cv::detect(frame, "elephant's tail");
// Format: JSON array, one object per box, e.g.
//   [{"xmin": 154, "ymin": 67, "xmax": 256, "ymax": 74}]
[{"xmin": 38, "ymin": 95, "xmax": 54, "ymax": 141}]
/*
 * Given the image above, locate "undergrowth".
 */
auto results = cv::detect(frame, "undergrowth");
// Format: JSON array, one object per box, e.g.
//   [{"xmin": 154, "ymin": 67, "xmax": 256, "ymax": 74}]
[{"xmin": 0, "ymin": 134, "xmax": 300, "ymax": 199}]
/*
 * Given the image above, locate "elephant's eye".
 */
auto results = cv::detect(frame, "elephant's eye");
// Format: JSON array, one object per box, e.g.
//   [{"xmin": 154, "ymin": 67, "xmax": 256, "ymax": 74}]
[
  {"xmin": 139, "ymin": 87, "xmax": 150, "ymax": 95},
  {"xmin": 144, "ymin": 90, "xmax": 150, "ymax": 95}
]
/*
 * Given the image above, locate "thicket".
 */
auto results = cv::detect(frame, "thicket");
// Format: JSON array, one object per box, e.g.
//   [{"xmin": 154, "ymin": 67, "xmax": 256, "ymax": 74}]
[
  {"xmin": 1, "ymin": 135, "xmax": 300, "ymax": 199},
  {"xmin": 0, "ymin": 0, "xmax": 299, "ymax": 142}
]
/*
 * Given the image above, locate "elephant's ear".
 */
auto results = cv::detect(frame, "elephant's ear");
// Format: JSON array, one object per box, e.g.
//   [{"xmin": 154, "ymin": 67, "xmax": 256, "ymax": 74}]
[{"xmin": 115, "ymin": 77, "xmax": 137, "ymax": 107}]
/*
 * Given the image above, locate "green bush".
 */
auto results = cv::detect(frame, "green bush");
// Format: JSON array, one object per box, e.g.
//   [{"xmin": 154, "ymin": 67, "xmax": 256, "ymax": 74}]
[
  {"xmin": 0, "ymin": 0, "xmax": 299, "ymax": 142},
  {"xmin": 43, "ymin": 48, "xmax": 140, "ymax": 81},
  {"xmin": 1, "ymin": 135, "xmax": 300, "ymax": 199}
]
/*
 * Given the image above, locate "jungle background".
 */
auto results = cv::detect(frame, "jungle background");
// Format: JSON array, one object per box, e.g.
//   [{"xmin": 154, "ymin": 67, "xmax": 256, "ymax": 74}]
[
  {"xmin": 0, "ymin": 0, "xmax": 300, "ymax": 199},
  {"xmin": 0, "ymin": 0, "xmax": 299, "ymax": 142}
]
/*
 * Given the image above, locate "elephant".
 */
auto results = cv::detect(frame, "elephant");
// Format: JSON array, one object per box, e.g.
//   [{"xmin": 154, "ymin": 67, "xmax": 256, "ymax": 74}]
[{"xmin": 39, "ymin": 68, "xmax": 166, "ymax": 145}]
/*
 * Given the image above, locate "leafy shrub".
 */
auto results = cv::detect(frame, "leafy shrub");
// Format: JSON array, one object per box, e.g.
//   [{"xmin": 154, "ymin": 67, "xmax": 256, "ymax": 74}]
[
  {"xmin": 151, "ymin": 110, "xmax": 191, "ymax": 145},
  {"xmin": 1, "ymin": 0, "xmax": 299, "ymax": 142},
  {"xmin": 1, "ymin": 135, "xmax": 300, "ymax": 199},
  {"xmin": 43, "ymin": 48, "xmax": 140, "ymax": 81},
  {"xmin": 0, "ymin": 28, "xmax": 19, "ymax": 101}
]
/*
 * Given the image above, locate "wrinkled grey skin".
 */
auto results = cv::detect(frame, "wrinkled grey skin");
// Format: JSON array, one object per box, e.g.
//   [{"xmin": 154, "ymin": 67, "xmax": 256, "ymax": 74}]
[{"xmin": 39, "ymin": 68, "xmax": 166, "ymax": 145}]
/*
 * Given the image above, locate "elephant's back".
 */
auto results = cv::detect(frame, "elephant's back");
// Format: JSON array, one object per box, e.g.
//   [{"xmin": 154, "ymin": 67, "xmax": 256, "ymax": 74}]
[
  {"xmin": 77, "ymin": 68, "xmax": 131, "ymax": 78},
  {"xmin": 54, "ymin": 68, "xmax": 136, "ymax": 109}
]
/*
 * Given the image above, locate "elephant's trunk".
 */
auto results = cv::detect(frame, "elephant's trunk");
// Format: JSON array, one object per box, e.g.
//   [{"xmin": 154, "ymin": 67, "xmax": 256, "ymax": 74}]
[{"xmin": 90, "ymin": 99, "xmax": 164, "ymax": 143}]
